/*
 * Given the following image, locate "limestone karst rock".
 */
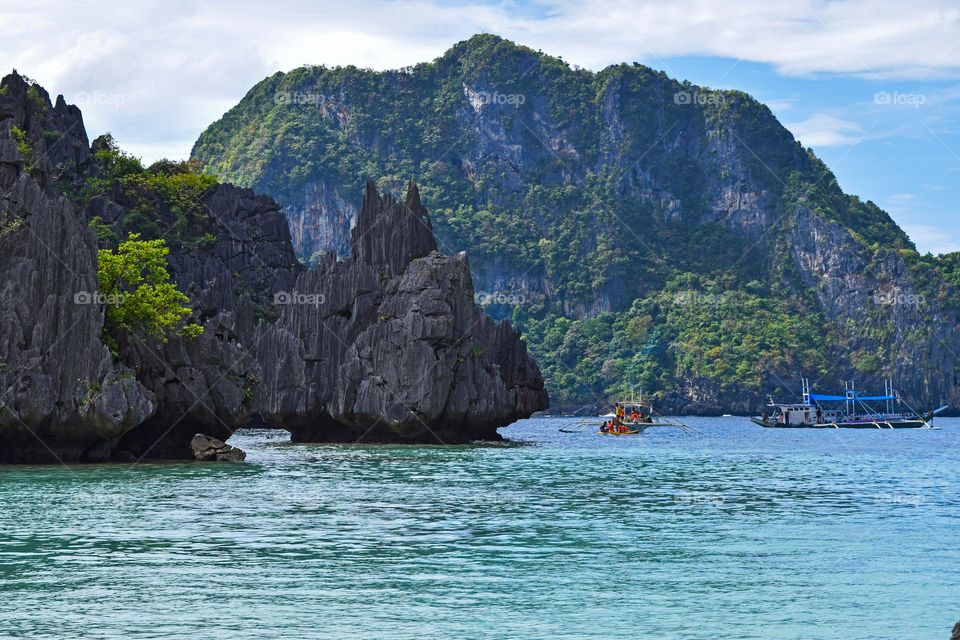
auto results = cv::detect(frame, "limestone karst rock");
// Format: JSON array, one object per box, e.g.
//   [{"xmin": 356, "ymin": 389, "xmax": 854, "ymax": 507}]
[
  {"xmin": 0, "ymin": 113, "xmax": 153, "ymax": 463},
  {"xmin": 254, "ymin": 181, "xmax": 548, "ymax": 443},
  {"xmin": 0, "ymin": 72, "xmax": 547, "ymax": 462}
]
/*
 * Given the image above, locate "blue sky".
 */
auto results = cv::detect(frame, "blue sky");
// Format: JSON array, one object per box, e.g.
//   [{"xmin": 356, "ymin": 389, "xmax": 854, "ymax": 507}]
[
  {"xmin": 2, "ymin": 0, "xmax": 959, "ymax": 252},
  {"xmin": 655, "ymin": 55, "xmax": 960, "ymax": 254}
]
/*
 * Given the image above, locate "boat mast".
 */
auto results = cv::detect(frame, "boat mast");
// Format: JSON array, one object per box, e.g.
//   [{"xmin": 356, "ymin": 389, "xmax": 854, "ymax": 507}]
[{"xmin": 845, "ymin": 381, "xmax": 855, "ymax": 418}]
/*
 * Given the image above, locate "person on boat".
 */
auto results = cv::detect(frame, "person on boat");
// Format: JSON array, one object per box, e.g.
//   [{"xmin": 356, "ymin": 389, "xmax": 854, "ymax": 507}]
[{"xmin": 600, "ymin": 421, "xmax": 610, "ymax": 433}]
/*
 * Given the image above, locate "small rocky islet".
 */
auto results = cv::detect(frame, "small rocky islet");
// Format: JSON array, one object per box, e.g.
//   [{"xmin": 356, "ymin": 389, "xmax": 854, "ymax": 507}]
[{"xmin": 0, "ymin": 71, "xmax": 547, "ymax": 463}]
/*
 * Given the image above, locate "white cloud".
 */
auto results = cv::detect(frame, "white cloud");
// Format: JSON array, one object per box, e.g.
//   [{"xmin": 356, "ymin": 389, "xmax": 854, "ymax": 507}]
[
  {"xmin": 884, "ymin": 193, "xmax": 917, "ymax": 217},
  {"xmin": 764, "ymin": 98, "xmax": 795, "ymax": 112},
  {"xmin": 784, "ymin": 113, "xmax": 865, "ymax": 148},
  {"xmin": 888, "ymin": 193, "xmax": 916, "ymax": 202},
  {"xmin": 3, "ymin": 0, "xmax": 960, "ymax": 161},
  {"xmin": 517, "ymin": 0, "xmax": 960, "ymax": 78},
  {"xmin": 901, "ymin": 224, "xmax": 960, "ymax": 254}
]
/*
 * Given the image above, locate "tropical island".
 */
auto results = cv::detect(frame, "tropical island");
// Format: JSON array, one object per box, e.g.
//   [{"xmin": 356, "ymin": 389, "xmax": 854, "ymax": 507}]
[
  {"xmin": 3, "ymin": 34, "xmax": 960, "ymax": 462},
  {"xmin": 1, "ymin": 14, "xmax": 959, "ymax": 639}
]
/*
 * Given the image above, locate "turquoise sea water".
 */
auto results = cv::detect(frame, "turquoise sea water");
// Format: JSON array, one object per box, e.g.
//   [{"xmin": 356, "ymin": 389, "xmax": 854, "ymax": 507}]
[{"xmin": 1, "ymin": 417, "xmax": 958, "ymax": 639}]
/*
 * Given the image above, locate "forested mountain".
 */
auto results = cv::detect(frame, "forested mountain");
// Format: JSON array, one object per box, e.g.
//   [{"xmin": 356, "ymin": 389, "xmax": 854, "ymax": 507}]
[{"xmin": 192, "ymin": 34, "xmax": 960, "ymax": 413}]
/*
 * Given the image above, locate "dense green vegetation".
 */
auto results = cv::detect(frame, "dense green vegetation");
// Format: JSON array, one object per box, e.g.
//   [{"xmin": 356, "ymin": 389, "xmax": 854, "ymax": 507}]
[
  {"xmin": 83, "ymin": 135, "xmax": 219, "ymax": 250},
  {"xmin": 69, "ymin": 136, "xmax": 217, "ymax": 350},
  {"xmin": 97, "ymin": 233, "xmax": 203, "ymax": 348},
  {"xmin": 192, "ymin": 34, "xmax": 951, "ymax": 409},
  {"xmin": 516, "ymin": 277, "xmax": 830, "ymax": 406},
  {"xmin": 901, "ymin": 250, "xmax": 960, "ymax": 311}
]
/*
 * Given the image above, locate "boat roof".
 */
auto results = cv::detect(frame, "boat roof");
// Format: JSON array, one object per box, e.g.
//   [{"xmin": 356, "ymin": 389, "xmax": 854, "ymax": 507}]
[{"xmin": 810, "ymin": 393, "xmax": 895, "ymax": 401}]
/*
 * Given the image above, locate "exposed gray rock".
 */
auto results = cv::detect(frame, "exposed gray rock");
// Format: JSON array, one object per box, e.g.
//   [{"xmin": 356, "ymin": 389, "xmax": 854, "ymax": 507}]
[
  {"xmin": 351, "ymin": 181, "xmax": 438, "ymax": 276},
  {"xmin": 0, "ymin": 71, "xmax": 91, "ymax": 194},
  {"xmin": 110, "ymin": 183, "xmax": 301, "ymax": 459},
  {"xmin": 0, "ymin": 114, "xmax": 23, "ymax": 190},
  {"xmin": 190, "ymin": 433, "xmax": 246, "ymax": 461},
  {"xmin": 0, "ymin": 116, "xmax": 154, "ymax": 463},
  {"xmin": 952, "ymin": 621, "xmax": 959, "ymax": 640},
  {"xmin": 0, "ymin": 72, "xmax": 547, "ymax": 461},
  {"xmin": 255, "ymin": 181, "xmax": 548, "ymax": 443}
]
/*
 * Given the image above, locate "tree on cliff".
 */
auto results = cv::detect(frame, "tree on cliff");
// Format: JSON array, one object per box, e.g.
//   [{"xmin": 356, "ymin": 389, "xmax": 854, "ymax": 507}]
[{"xmin": 97, "ymin": 233, "xmax": 203, "ymax": 347}]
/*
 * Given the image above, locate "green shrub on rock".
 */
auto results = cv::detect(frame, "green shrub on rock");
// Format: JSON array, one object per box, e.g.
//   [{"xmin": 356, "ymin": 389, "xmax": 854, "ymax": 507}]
[{"xmin": 97, "ymin": 233, "xmax": 203, "ymax": 347}]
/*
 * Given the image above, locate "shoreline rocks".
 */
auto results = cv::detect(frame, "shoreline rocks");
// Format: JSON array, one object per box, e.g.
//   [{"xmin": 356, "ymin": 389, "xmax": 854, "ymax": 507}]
[{"xmin": 190, "ymin": 434, "xmax": 246, "ymax": 462}]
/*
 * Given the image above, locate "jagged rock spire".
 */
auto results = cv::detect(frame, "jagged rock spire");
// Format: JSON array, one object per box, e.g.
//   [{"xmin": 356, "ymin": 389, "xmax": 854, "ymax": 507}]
[{"xmin": 350, "ymin": 180, "xmax": 438, "ymax": 275}]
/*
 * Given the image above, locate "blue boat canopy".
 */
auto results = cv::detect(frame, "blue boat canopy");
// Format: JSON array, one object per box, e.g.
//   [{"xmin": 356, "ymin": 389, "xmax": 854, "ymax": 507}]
[{"xmin": 809, "ymin": 393, "xmax": 895, "ymax": 402}]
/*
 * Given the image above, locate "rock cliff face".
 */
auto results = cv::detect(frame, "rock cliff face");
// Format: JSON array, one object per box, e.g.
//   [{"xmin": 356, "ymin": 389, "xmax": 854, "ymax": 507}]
[
  {"xmin": 0, "ymin": 71, "xmax": 547, "ymax": 462},
  {"xmin": 255, "ymin": 182, "xmax": 547, "ymax": 443},
  {"xmin": 105, "ymin": 183, "xmax": 302, "ymax": 460},
  {"xmin": 0, "ymin": 114, "xmax": 153, "ymax": 462}
]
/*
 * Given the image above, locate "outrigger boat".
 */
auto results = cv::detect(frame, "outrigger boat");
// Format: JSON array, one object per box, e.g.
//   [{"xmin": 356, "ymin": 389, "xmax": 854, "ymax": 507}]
[
  {"xmin": 559, "ymin": 388, "xmax": 695, "ymax": 435},
  {"xmin": 751, "ymin": 379, "xmax": 947, "ymax": 429},
  {"xmin": 600, "ymin": 401, "xmax": 656, "ymax": 435},
  {"xmin": 597, "ymin": 389, "xmax": 695, "ymax": 435}
]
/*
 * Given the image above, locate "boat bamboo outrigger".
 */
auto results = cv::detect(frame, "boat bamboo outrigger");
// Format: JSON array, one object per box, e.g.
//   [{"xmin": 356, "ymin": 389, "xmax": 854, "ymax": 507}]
[
  {"xmin": 597, "ymin": 388, "xmax": 694, "ymax": 435},
  {"xmin": 751, "ymin": 378, "xmax": 946, "ymax": 429}
]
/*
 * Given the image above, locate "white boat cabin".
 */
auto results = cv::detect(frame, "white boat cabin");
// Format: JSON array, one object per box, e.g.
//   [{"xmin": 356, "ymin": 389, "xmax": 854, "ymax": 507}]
[{"xmin": 765, "ymin": 403, "xmax": 839, "ymax": 426}]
